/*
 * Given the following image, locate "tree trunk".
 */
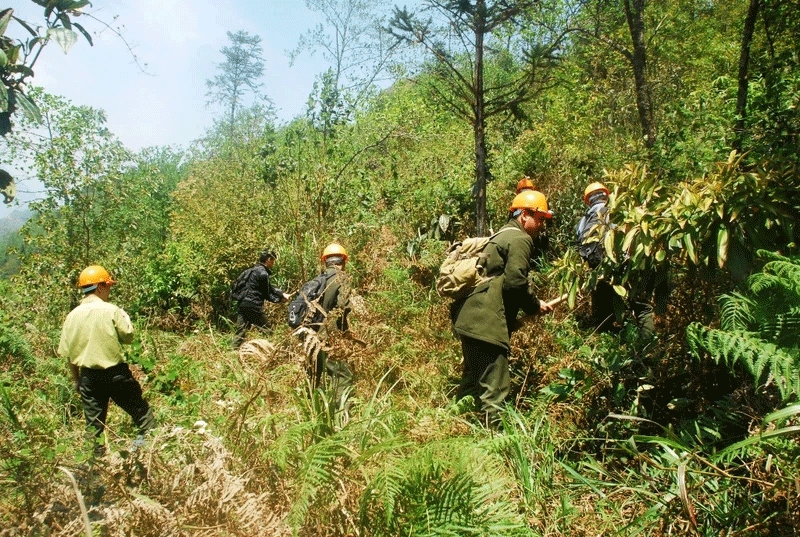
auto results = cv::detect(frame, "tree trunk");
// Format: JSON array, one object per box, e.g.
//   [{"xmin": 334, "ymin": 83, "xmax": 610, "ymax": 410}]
[
  {"xmin": 623, "ymin": 0, "xmax": 655, "ymax": 149},
  {"xmin": 474, "ymin": 0, "xmax": 488, "ymax": 236},
  {"xmin": 733, "ymin": 0, "xmax": 761, "ymax": 154}
]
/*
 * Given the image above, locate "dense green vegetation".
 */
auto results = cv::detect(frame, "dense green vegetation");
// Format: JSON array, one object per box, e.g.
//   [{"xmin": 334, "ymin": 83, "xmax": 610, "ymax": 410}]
[{"xmin": 1, "ymin": 1, "xmax": 799, "ymax": 535}]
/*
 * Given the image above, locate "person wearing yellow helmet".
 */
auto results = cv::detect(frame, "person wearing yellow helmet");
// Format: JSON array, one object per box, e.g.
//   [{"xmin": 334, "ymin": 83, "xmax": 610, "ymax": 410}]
[
  {"xmin": 450, "ymin": 191, "xmax": 554, "ymax": 422},
  {"xmin": 576, "ymin": 182, "xmax": 656, "ymax": 339},
  {"xmin": 294, "ymin": 243, "xmax": 354, "ymax": 402},
  {"xmin": 232, "ymin": 248, "xmax": 291, "ymax": 349},
  {"xmin": 58, "ymin": 265, "xmax": 154, "ymax": 456}
]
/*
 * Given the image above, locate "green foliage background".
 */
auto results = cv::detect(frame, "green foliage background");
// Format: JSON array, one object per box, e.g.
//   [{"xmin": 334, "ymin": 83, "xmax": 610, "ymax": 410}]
[{"xmin": 1, "ymin": 1, "xmax": 800, "ymax": 535}]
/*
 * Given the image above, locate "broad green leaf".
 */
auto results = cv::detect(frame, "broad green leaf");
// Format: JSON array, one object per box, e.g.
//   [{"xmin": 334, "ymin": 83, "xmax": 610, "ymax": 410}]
[
  {"xmin": 717, "ymin": 226, "xmax": 729, "ymax": 268},
  {"xmin": 0, "ymin": 8, "xmax": 12, "ymax": 37},
  {"xmin": 622, "ymin": 228, "xmax": 637, "ymax": 253},
  {"xmin": 655, "ymin": 249, "xmax": 665, "ymax": 262},
  {"xmin": 0, "ymin": 49, "xmax": 6, "ymax": 69},
  {"xmin": 0, "ymin": 85, "xmax": 7, "ymax": 113},
  {"xmin": 612, "ymin": 285, "xmax": 627, "ymax": 298},
  {"xmin": 73, "ymin": 22, "xmax": 93, "ymax": 46},
  {"xmin": 66, "ymin": 1, "xmax": 92, "ymax": 10},
  {"xmin": 47, "ymin": 27, "xmax": 78, "ymax": 54},
  {"xmin": 604, "ymin": 228, "xmax": 617, "ymax": 263},
  {"xmin": 683, "ymin": 233, "xmax": 697, "ymax": 264},
  {"xmin": 12, "ymin": 16, "xmax": 37, "ymax": 37},
  {"xmin": 13, "ymin": 90, "xmax": 42, "ymax": 123}
]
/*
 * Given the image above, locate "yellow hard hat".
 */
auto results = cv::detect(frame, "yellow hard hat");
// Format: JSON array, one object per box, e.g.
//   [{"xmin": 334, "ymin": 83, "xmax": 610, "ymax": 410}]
[
  {"xmin": 515, "ymin": 177, "xmax": 535, "ymax": 193},
  {"xmin": 583, "ymin": 182, "xmax": 609, "ymax": 204},
  {"xmin": 78, "ymin": 265, "xmax": 115, "ymax": 290},
  {"xmin": 509, "ymin": 190, "xmax": 553, "ymax": 219},
  {"xmin": 321, "ymin": 243, "xmax": 349, "ymax": 262}
]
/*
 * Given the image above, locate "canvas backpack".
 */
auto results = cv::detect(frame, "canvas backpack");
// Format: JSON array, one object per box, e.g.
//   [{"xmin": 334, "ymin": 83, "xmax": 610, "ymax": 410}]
[
  {"xmin": 231, "ymin": 267, "xmax": 255, "ymax": 303},
  {"xmin": 287, "ymin": 271, "xmax": 336, "ymax": 329},
  {"xmin": 436, "ymin": 227, "xmax": 517, "ymax": 300},
  {"xmin": 576, "ymin": 202, "xmax": 608, "ymax": 269}
]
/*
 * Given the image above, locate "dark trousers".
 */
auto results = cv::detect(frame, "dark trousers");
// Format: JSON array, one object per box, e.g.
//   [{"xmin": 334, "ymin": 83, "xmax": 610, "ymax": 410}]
[
  {"xmin": 309, "ymin": 350, "xmax": 353, "ymax": 404},
  {"xmin": 79, "ymin": 363, "xmax": 154, "ymax": 440},
  {"xmin": 233, "ymin": 305, "xmax": 269, "ymax": 348},
  {"xmin": 457, "ymin": 336, "xmax": 510, "ymax": 415},
  {"xmin": 592, "ymin": 279, "xmax": 654, "ymax": 339}
]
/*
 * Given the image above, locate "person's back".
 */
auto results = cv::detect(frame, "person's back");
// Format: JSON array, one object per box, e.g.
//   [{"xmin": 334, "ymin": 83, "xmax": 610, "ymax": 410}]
[
  {"xmin": 450, "ymin": 191, "xmax": 554, "ymax": 418},
  {"xmin": 60, "ymin": 295, "xmax": 134, "ymax": 370},
  {"xmin": 304, "ymin": 243, "xmax": 354, "ymax": 400},
  {"xmin": 59, "ymin": 265, "xmax": 154, "ymax": 456}
]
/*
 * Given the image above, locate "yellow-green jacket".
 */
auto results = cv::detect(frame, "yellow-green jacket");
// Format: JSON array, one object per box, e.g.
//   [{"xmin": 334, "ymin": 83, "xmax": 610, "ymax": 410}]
[{"xmin": 58, "ymin": 294, "xmax": 134, "ymax": 369}]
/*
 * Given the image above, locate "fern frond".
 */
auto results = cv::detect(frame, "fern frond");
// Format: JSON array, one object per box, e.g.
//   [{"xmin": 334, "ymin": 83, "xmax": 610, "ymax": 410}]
[
  {"xmin": 759, "ymin": 307, "xmax": 800, "ymax": 348},
  {"xmin": 270, "ymin": 420, "xmax": 314, "ymax": 471},
  {"xmin": 288, "ymin": 435, "xmax": 350, "ymax": 531},
  {"xmin": 718, "ymin": 292, "xmax": 756, "ymax": 331},
  {"xmin": 687, "ymin": 324, "xmax": 800, "ymax": 401},
  {"xmin": 762, "ymin": 258, "xmax": 800, "ymax": 296}
]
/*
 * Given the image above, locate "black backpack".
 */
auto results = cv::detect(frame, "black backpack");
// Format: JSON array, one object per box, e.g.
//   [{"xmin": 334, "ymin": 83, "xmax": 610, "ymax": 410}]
[
  {"xmin": 576, "ymin": 203, "xmax": 608, "ymax": 269},
  {"xmin": 287, "ymin": 271, "xmax": 336, "ymax": 328},
  {"xmin": 231, "ymin": 267, "xmax": 254, "ymax": 303}
]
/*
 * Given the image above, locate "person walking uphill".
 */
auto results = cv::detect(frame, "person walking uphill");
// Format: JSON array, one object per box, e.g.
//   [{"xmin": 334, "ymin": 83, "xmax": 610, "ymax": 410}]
[
  {"xmin": 294, "ymin": 243, "xmax": 354, "ymax": 402},
  {"xmin": 451, "ymin": 190, "xmax": 555, "ymax": 420},
  {"xmin": 232, "ymin": 249, "xmax": 291, "ymax": 349},
  {"xmin": 58, "ymin": 265, "xmax": 154, "ymax": 455}
]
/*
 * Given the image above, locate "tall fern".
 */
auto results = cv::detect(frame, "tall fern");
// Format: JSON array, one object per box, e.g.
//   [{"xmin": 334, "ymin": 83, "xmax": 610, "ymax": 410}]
[
  {"xmin": 687, "ymin": 251, "xmax": 800, "ymax": 401},
  {"xmin": 359, "ymin": 439, "xmax": 532, "ymax": 536}
]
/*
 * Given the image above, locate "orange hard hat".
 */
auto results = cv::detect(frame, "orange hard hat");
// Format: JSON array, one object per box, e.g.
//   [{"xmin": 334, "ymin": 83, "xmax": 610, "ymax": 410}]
[
  {"xmin": 78, "ymin": 265, "xmax": 115, "ymax": 290},
  {"xmin": 515, "ymin": 177, "xmax": 535, "ymax": 193},
  {"xmin": 321, "ymin": 243, "xmax": 349, "ymax": 262},
  {"xmin": 583, "ymin": 182, "xmax": 609, "ymax": 204},
  {"xmin": 509, "ymin": 190, "xmax": 553, "ymax": 219}
]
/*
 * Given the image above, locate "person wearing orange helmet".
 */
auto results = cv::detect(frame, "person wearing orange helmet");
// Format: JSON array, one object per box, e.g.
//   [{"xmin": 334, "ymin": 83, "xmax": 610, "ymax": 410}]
[
  {"xmin": 576, "ymin": 182, "xmax": 656, "ymax": 338},
  {"xmin": 515, "ymin": 176, "xmax": 550, "ymax": 263},
  {"xmin": 576, "ymin": 182, "xmax": 616, "ymax": 332},
  {"xmin": 232, "ymin": 248, "xmax": 291, "ymax": 349},
  {"xmin": 450, "ymin": 191, "xmax": 554, "ymax": 422},
  {"xmin": 300, "ymin": 243, "xmax": 354, "ymax": 401},
  {"xmin": 58, "ymin": 265, "xmax": 154, "ymax": 455},
  {"xmin": 515, "ymin": 176, "xmax": 536, "ymax": 194}
]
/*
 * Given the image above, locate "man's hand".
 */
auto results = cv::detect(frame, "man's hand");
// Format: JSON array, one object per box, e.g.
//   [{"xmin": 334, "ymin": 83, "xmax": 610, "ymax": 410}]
[
  {"xmin": 538, "ymin": 302, "xmax": 554, "ymax": 314},
  {"xmin": 282, "ymin": 292, "xmax": 292, "ymax": 303}
]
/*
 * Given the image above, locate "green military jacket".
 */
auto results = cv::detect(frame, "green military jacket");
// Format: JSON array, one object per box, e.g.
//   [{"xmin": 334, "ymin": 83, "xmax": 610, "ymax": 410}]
[
  {"xmin": 452, "ymin": 218, "xmax": 541, "ymax": 351},
  {"xmin": 318, "ymin": 266, "xmax": 352, "ymax": 336}
]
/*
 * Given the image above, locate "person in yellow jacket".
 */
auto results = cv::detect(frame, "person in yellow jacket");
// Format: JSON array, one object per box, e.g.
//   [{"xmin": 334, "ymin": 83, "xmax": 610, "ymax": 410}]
[{"xmin": 58, "ymin": 265, "xmax": 154, "ymax": 454}]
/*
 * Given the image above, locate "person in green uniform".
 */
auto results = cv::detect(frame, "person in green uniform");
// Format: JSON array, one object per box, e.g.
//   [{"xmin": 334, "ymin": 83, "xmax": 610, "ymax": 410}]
[
  {"xmin": 307, "ymin": 243, "xmax": 354, "ymax": 400},
  {"xmin": 58, "ymin": 265, "xmax": 154, "ymax": 455},
  {"xmin": 451, "ymin": 190, "xmax": 555, "ymax": 419}
]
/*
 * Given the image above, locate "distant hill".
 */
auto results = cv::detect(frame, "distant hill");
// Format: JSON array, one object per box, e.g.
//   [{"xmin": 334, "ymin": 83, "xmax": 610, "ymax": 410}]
[{"xmin": 0, "ymin": 208, "xmax": 33, "ymax": 238}]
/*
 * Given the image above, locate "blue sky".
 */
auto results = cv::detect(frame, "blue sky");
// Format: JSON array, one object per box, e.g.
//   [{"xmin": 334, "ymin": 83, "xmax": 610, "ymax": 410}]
[
  {"xmin": 3, "ymin": 0, "xmax": 338, "ymax": 217},
  {"xmin": 19, "ymin": 0, "xmax": 332, "ymax": 148}
]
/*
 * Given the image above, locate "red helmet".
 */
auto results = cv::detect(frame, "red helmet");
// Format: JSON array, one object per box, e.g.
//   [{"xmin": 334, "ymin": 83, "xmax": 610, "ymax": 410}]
[{"xmin": 516, "ymin": 177, "xmax": 535, "ymax": 193}]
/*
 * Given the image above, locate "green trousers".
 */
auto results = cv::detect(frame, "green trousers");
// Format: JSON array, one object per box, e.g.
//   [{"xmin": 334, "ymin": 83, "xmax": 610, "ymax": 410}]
[
  {"xmin": 309, "ymin": 350, "xmax": 353, "ymax": 404},
  {"xmin": 457, "ymin": 336, "xmax": 509, "ymax": 416}
]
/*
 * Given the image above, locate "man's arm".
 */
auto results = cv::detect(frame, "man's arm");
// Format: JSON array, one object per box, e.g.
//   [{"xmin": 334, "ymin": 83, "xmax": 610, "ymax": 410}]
[{"xmin": 113, "ymin": 308, "xmax": 135, "ymax": 344}]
